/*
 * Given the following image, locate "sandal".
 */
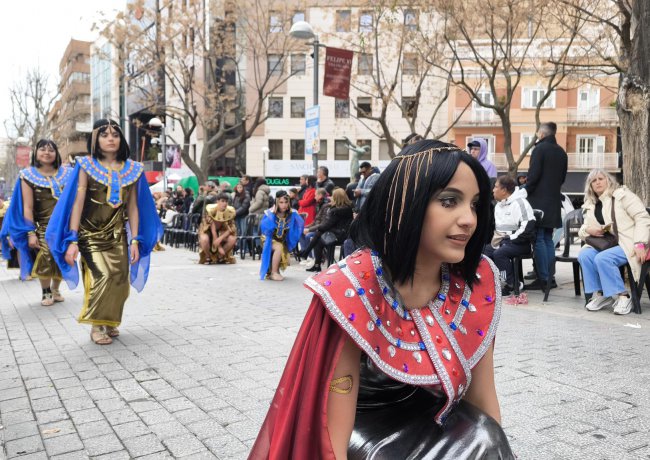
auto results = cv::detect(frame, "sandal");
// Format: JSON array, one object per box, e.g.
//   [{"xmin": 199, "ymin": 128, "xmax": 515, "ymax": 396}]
[
  {"xmin": 52, "ymin": 289, "xmax": 64, "ymax": 303},
  {"xmin": 41, "ymin": 292, "xmax": 54, "ymax": 307},
  {"xmin": 105, "ymin": 326, "xmax": 120, "ymax": 338},
  {"xmin": 90, "ymin": 326, "xmax": 113, "ymax": 345}
]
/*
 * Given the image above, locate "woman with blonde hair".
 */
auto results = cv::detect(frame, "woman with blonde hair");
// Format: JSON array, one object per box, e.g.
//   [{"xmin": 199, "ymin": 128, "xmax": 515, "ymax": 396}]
[
  {"xmin": 578, "ymin": 169, "xmax": 650, "ymax": 315},
  {"xmin": 301, "ymin": 187, "xmax": 354, "ymax": 272}
]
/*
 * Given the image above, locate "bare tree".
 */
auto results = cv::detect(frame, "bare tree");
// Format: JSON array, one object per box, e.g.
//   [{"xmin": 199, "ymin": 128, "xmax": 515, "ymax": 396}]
[
  {"xmin": 432, "ymin": 0, "xmax": 586, "ymax": 176},
  {"xmin": 4, "ymin": 68, "xmax": 58, "ymax": 147},
  {"xmin": 100, "ymin": 0, "xmax": 303, "ymax": 183},
  {"xmin": 558, "ymin": 0, "xmax": 650, "ymax": 203}
]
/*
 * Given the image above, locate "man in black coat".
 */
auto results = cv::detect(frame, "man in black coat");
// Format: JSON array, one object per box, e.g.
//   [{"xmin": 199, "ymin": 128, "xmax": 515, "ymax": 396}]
[{"xmin": 525, "ymin": 122, "xmax": 568, "ymax": 289}]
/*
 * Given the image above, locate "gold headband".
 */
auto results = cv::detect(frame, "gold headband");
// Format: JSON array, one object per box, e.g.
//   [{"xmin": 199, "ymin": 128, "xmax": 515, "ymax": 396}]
[{"xmin": 386, "ymin": 146, "xmax": 466, "ymax": 235}]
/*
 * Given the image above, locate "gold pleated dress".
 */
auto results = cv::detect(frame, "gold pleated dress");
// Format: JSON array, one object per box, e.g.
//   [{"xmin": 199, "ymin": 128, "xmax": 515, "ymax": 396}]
[
  {"xmin": 77, "ymin": 175, "xmax": 133, "ymax": 327},
  {"xmin": 198, "ymin": 204, "xmax": 237, "ymax": 264},
  {"xmin": 28, "ymin": 183, "xmax": 62, "ymax": 280}
]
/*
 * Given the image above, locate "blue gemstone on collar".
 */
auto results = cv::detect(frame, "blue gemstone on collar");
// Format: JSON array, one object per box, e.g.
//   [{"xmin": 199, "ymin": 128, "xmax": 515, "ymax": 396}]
[
  {"xmin": 376, "ymin": 267, "xmax": 383, "ymax": 275},
  {"xmin": 392, "ymin": 299, "xmax": 398, "ymax": 310},
  {"xmin": 449, "ymin": 322, "xmax": 458, "ymax": 331},
  {"xmin": 437, "ymin": 293, "xmax": 446, "ymax": 301},
  {"xmin": 371, "ymin": 250, "xmax": 379, "ymax": 256},
  {"xmin": 357, "ymin": 288, "xmax": 365, "ymax": 296},
  {"xmin": 442, "ymin": 274, "xmax": 450, "ymax": 281},
  {"xmin": 396, "ymin": 339, "xmax": 402, "ymax": 348},
  {"xmin": 461, "ymin": 299, "xmax": 469, "ymax": 307},
  {"xmin": 419, "ymin": 342, "xmax": 426, "ymax": 350},
  {"xmin": 383, "ymin": 287, "xmax": 389, "ymax": 295},
  {"xmin": 375, "ymin": 318, "xmax": 382, "ymax": 327}
]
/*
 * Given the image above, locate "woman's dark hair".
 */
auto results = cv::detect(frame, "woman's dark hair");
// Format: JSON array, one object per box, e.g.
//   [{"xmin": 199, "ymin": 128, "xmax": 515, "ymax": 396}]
[
  {"xmin": 234, "ymin": 182, "xmax": 247, "ymax": 197},
  {"xmin": 306, "ymin": 175, "xmax": 317, "ymax": 187},
  {"xmin": 496, "ymin": 175, "xmax": 516, "ymax": 194},
  {"xmin": 252, "ymin": 177, "xmax": 267, "ymax": 196},
  {"xmin": 275, "ymin": 190, "xmax": 290, "ymax": 213},
  {"xmin": 350, "ymin": 139, "xmax": 491, "ymax": 287},
  {"xmin": 216, "ymin": 192, "xmax": 230, "ymax": 202},
  {"xmin": 184, "ymin": 187, "xmax": 193, "ymax": 195},
  {"xmin": 31, "ymin": 139, "xmax": 62, "ymax": 169},
  {"xmin": 87, "ymin": 119, "xmax": 130, "ymax": 162}
]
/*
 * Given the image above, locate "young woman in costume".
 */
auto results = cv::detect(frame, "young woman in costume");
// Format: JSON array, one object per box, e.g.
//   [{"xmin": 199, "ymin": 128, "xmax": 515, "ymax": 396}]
[
  {"xmin": 249, "ymin": 140, "xmax": 514, "ymax": 459},
  {"xmin": 0, "ymin": 139, "xmax": 71, "ymax": 305},
  {"xmin": 46, "ymin": 119, "xmax": 163, "ymax": 345},
  {"xmin": 259, "ymin": 190, "xmax": 304, "ymax": 281}
]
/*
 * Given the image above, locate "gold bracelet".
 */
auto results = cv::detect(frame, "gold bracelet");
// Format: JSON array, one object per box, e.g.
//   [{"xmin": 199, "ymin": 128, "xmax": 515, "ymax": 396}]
[
  {"xmin": 329, "ymin": 375, "xmax": 353, "ymax": 394},
  {"xmin": 131, "ymin": 240, "xmax": 140, "ymax": 246},
  {"xmin": 27, "ymin": 231, "xmax": 36, "ymax": 236},
  {"xmin": 69, "ymin": 241, "xmax": 78, "ymax": 245}
]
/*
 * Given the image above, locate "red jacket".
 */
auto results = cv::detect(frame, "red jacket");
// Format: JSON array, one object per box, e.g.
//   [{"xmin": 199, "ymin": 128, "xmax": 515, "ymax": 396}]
[{"xmin": 298, "ymin": 187, "xmax": 316, "ymax": 226}]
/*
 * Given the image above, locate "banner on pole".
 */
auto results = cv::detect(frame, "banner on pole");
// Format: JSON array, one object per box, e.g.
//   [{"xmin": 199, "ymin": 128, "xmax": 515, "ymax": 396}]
[
  {"xmin": 305, "ymin": 105, "xmax": 320, "ymax": 156},
  {"xmin": 323, "ymin": 47, "xmax": 353, "ymax": 99}
]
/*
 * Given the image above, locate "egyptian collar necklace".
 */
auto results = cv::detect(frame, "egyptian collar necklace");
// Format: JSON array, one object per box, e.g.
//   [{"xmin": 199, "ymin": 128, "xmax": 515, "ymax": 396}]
[
  {"xmin": 77, "ymin": 156, "xmax": 143, "ymax": 208},
  {"xmin": 20, "ymin": 166, "xmax": 71, "ymax": 201}
]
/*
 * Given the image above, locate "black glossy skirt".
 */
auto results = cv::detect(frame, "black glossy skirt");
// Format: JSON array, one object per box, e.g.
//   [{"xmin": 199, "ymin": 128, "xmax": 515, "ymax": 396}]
[{"xmin": 348, "ymin": 358, "xmax": 515, "ymax": 460}]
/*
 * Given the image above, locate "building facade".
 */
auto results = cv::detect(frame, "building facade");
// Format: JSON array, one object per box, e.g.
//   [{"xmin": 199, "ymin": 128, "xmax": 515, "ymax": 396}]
[{"xmin": 49, "ymin": 39, "xmax": 92, "ymax": 162}]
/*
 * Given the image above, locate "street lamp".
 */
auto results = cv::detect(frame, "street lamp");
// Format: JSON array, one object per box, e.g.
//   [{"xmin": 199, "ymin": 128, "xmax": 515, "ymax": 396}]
[
  {"xmin": 290, "ymin": 20, "xmax": 321, "ymax": 175},
  {"xmin": 148, "ymin": 117, "xmax": 166, "ymax": 191}
]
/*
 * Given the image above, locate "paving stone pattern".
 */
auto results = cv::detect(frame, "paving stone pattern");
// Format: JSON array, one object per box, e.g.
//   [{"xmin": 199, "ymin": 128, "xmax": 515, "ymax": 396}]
[{"xmin": 1, "ymin": 247, "xmax": 649, "ymax": 459}]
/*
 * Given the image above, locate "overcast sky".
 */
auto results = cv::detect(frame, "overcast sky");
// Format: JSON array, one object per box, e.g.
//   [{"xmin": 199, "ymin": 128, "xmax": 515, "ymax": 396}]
[{"xmin": 0, "ymin": 0, "xmax": 125, "ymax": 137}]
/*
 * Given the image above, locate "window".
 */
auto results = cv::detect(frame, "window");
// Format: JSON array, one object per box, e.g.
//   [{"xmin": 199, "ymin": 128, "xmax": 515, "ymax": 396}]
[
  {"xmin": 379, "ymin": 140, "xmax": 391, "ymax": 161},
  {"xmin": 577, "ymin": 136, "xmax": 605, "ymax": 154},
  {"xmin": 404, "ymin": 9, "xmax": 418, "ymax": 31},
  {"xmin": 292, "ymin": 11, "xmax": 305, "ymax": 24},
  {"xmin": 336, "ymin": 10, "xmax": 351, "ymax": 32},
  {"xmin": 335, "ymin": 98, "xmax": 350, "ymax": 118},
  {"xmin": 291, "ymin": 97, "xmax": 305, "ymax": 118},
  {"xmin": 269, "ymin": 11, "xmax": 282, "ymax": 33},
  {"xmin": 359, "ymin": 10, "xmax": 373, "ymax": 32},
  {"xmin": 356, "ymin": 139, "xmax": 372, "ymax": 160},
  {"xmin": 578, "ymin": 86, "xmax": 600, "ymax": 111},
  {"xmin": 358, "ymin": 53, "xmax": 373, "ymax": 75},
  {"xmin": 521, "ymin": 133, "xmax": 535, "ymax": 153},
  {"xmin": 268, "ymin": 97, "xmax": 283, "ymax": 118},
  {"xmin": 291, "ymin": 54, "xmax": 306, "ymax": 76},
  {"xmin": 402, "ymin": 97, "xmax": 417, "ymax": 118},
  {"xmin": 357, "ymin": 97, "xmax": 372, "ymax": 118},
  {"xmin": 267, "ymin": 54, "xmax": 283, "ymax": 76},
  {"xmin": 472, "ymin": 90, "xmax": 495, "ymax": 122},
  {"xmin": 522, "ymin": 88, "xmax": 555, "ymax": 108},
  {"xmin": 68, "ymin": 72, "xmax": 90, "ymax": 85},
  {"xmin": 290, "ymin": 139, "xmax": 305, "ymax": 160},
  {"xmin": 403, "ymin": 53, "xmax": 418, "ymax": 75},
  {"xmin": 320, "ymin": 140, "xmax": 328, "ymax": 159},
  {"xmin": 335, "ymin": 140, "xmax": 349, "ymax": 160},
  {"xmin": 268, "ymin": 140, "xmax": 283, "ymax": 160}
]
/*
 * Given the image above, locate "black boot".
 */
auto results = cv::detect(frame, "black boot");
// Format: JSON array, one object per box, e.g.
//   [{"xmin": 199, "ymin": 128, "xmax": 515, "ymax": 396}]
[{"xmin": 306, "ymin": 264, "xmax": 321, "ymax": 272}]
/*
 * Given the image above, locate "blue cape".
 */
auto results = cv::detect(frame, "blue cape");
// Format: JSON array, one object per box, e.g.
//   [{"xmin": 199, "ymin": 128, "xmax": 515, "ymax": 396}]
[
  {"xmin": 45, "ymin": 160, "xmax": 163, "ymax": 292},
  {"xmin": 259, "ymin": 209, "xmax": 304, "ymax": 280},
  {"xmin": 0, "ymin": 167, "xmax": 71, "ymax": 280}
]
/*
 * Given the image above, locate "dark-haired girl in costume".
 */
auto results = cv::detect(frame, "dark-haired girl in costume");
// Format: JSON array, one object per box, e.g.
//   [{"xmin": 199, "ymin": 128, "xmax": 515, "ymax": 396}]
[
  {"xmin": 249, "ymin": 140, "xmax": 514, "ymax": 459},
  {"xmin": 1, "ymin": 140, "xmax": 71, "ymax": 305},
  {"xmin": 259, "ymin": 190, "xmax": 304, "ymax": 281},
  {"xmin": 46, "ymin": 119, "xmax": 163, "ymax": 345}
]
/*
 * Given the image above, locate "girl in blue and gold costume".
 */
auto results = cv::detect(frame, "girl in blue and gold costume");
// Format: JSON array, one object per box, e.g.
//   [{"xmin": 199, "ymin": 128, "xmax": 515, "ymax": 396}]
[
  {"xmin": 1, "ymin": 139, "xmax": 71, "ymax": 305},
  {"xmin": 259, "ymin": 190, "xmax": 304, "ymax": 281},
  {"xmin": 46, "ymin": 119, "xmax": 163, "ymax": 345}
]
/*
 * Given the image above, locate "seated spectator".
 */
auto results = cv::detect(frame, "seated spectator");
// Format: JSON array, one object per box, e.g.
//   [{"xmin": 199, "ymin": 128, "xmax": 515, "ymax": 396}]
[
  {"xmin": 316, "ymin": 166, "xmax": 336, "ymax": 195},
  {"xmin": 182, "ymin": 187, "xmax": 194, "ymax": 213},
  {"xmin": 483, "ymin": 175, "xmax": 536, "ymax": 295},
  {"xmin": 160, "ymin": 203, "xmax": 178, "ymax": 228},
  {"xmin": 233, "ymin": 182, "xmax": 251, "ymax": 237},
  {"xmin": 249, "ymin": 178, "xmax": 271, "ymax": 215},
  {"xmin": 354, "ymin": 162, "xmax": 379, "ymax": 211},
  {"xmin": 300, "ymin": 188, "xmax": 330, "ymax": 259},
  {"xmin": 288, "ymin": 188, "xmax": 300, "ymax": 210},
  {"xmin": 298, "ymin": 175, "xmax": 317, "ymax": 225},
  {"xmin": 192, "ymin": 181, "xmax": 218, "ymax": 214},
  {"xmin": 345, "ymin": 172, "xmax": 361, "ymax": 202},
  {"xmin": 198, "ymin": 193, "xmax": 237, "ymax": 265},
  {"xmin": 300, "ymin": 188, "xmax": 354, "ymax": 272},
  {"xmin": 578, "ymin": 169, "xmax": 650, "ymax": 315}
]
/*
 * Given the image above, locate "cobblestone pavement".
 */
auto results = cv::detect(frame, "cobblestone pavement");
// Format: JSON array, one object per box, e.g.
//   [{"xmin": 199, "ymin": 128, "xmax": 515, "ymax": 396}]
[{"xmin": 1, "ymin": 246, "xmax": 649, "ymax": 460}]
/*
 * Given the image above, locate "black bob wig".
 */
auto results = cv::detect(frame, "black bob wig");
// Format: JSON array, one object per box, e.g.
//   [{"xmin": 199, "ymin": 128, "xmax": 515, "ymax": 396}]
[
  {"xmin": 87, "ymin": 119, "xmax": 131, "ymax": 162},
  {"xmin": 350, "ymin": 139, "xmax": 492, "ymax": 287},
  {"xmin": 31, "ymin": 139, "xmax": 63, "ymax": 169}
]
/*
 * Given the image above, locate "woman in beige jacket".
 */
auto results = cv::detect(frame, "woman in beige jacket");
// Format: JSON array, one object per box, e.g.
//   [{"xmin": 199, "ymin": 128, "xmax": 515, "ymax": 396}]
[{"xmin": 578, "ymin": 169, "xmax": 650, "ymax": 315}]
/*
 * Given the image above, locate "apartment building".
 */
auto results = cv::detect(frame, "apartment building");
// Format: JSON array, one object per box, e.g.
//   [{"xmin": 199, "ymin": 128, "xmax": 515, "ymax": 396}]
[
  {"xmin": 48, "ymin": 39, "xmax": 93, "ymax": 162},
  {"xmin": 244, "ymin": 4, "xmax": 450, "ymax": 183}
]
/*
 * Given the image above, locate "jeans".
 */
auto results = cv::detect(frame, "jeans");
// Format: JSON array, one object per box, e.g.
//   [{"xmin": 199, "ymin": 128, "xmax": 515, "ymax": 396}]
[
  {"xmin": 483, "ymin": 241, "xmax": 532, "ymax": 287},
  {"xmin": 577, "ymin": 245, "xmax": 627, "ymax": 297},
  {"xmin": 534, "ymin": 228, "xmax": 555, "ymax": 281},
  {"xmin": 300, "ymin": 232, "xmax": 316, "ymax": 258},
  {"xmin": 235, "ymin": 216, "xmax": 247, "ymax": 237}
]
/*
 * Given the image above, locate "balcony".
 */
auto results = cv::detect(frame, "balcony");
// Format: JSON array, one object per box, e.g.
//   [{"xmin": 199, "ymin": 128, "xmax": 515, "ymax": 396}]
[
  {"xmin": 567, "ymin": 107, "xmax": 618, "ymax": 126},
  {"xmin": 488, "ymin": 152, "xmax": 619, "ymax": 171},
  {"xmin": 453, "ymin": 108, "xmax": 501, "ymax": 126}
]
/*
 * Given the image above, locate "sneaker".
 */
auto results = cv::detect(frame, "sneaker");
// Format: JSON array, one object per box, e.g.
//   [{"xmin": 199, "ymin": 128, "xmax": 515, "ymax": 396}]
[
  {"xmin": 524, "ymin": 271, "xmax": 537, "ymax": 280},
  {"xmin": 612, "ymin": 295, "xmax": 632, "ymax": 315},
  {"xmin": 585, "ymin": 293, "xmax": 615, "ymax": 311}
]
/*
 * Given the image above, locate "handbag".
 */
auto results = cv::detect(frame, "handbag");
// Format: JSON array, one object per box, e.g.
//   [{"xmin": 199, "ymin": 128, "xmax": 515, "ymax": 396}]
[
  {"xmin": 320, "ymin": 231, "xmax": 338, "ymax": 246},
  {"xmin": 585, "ymin": 197, "xmax": 618, "ymax": 251}
]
